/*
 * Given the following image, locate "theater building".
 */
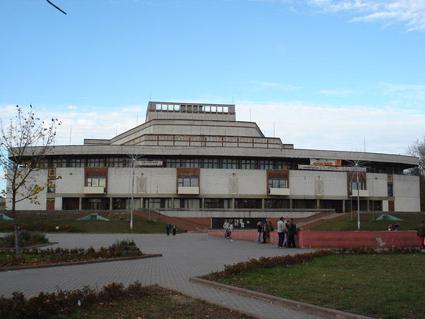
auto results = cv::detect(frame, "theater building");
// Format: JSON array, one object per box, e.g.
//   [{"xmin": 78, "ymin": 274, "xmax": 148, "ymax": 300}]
[{"xmin": 8, "ymin": 101, "xmax": 421, "ymax": 221}]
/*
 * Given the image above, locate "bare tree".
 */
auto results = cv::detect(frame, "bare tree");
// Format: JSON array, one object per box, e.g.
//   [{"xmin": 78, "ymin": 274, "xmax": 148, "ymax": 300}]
[
  {"xmin": 0, "ymin": 105, "xmax": 61, "ymax": 213},
  {"xmin": 408, "ymin": 136, "xmax": 425, "ymax": 211}
]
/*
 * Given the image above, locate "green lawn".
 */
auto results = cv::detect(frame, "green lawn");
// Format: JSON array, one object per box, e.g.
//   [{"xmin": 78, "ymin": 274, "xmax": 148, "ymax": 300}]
[
  {"xmin": 0, "ymin": 212, "xmax": 168, "ymax": 234},
  {"xmin": 312, "ymin": 213, "xmax": 425, "ymax": 231},
  {"xmin": 213, "ymin": 254, "xmax": 425, "ymax": 319},
  {"xmin": 70, "ymin": 285, "xmax": 254, "ymax": 319}
]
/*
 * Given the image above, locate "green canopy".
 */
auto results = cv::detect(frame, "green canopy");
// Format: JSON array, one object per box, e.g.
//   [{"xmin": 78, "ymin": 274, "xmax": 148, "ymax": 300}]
[
  {"xmin": 78, "ymin": 213, "xmax": 109, "ymax": 221},
  {"xmin": 0, "ymin": 213, "xmax": 14, "ymax": 221},
  {"xmin": 375, "ymin": 214, "xmax": 403, "ymax": 222}
]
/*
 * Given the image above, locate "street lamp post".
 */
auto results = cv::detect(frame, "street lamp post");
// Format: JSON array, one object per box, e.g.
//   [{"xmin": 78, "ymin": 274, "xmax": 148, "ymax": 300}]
[
  {"xmin": 130, "ymin": 157, "xmax": 135, "ymax": 231},
  {"xmin": 356, "ymin": 169, "xmax": 361, "ymax": 231}
]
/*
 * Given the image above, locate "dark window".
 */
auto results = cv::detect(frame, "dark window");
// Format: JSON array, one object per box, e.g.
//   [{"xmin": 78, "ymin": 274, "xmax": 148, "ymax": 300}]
[
  {"xmin": 259, "ymin": 160, "xmax": 273, "ymax": 170},
  {"xmin": 177, "ymin": 176, "xmax": 199, "ymax": 187},
  {"xmin": 234, "ymin": 199, "xmax": 262, "ymax": 209},
  {"xmin": 62, "ymin": 198, "xmax": 79, "ymax": 210},
  {"xmin": 388, "ymin": 183, "xmax": 393, "ymax": 197},
  {"xmin": 265, "ymin": 199, "xmax": 290, "ymax": 209},
  {"xmin": 81, "ymin": 198, "xmax": 110, "ymax": 210},
  {"xmin": 87, "ymin": 158, "xmax": 105, "ymax": 167},
  {"xmin": 223, "ymin": 159, "xmax": 238, "ymax": 169},
  {"xmin": 268, "ymin": 178, "xmax": 288, "ymax": 189},
  {"xmin": 240, "ymin": 159, "xmax": 257, "ymax": 170}
]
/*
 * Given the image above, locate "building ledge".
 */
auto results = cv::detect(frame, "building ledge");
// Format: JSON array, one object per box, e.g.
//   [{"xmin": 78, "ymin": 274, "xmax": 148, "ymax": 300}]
[
  {"xmin": 350, "ymin": 190, "xmax": 369, "ymax": 197},
  {"xmin": 269, "ymin": 188, "xmax": 290, "ymax": 196},
  {"xmin": 83, "ymin": 186, "xmax": 106, "ymax": 194},
  {"xmin": 178, "ymin": 186, "xmax": 200, "ymax": 195}
]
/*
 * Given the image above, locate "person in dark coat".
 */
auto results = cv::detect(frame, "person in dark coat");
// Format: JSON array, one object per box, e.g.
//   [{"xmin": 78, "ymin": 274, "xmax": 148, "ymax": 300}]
[
  {"xmin": 287, "ymin": 218, "xmax": 297, "ymax": 248},
  {"xmin": 166, "ymin": 223, "xmax": 171, "ymax": 236},
  {"xmin": 256, "ymin": 220, "xmax": 263, "ymax": 243},
  {"xmin": 262, "ymin": 220, "xmax": 269, "ymax": 244},
  {"xmin": 172, "ymin": 224, "xmax": 177, "ymax": 236}
]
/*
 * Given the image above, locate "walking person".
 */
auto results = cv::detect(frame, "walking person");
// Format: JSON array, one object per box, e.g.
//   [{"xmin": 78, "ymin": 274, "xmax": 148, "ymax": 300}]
[
  {"xmin": 263, "ymin": 219, "xmax": 269, "ymax": 243},
  {"xmin": 223, "ymin": 220, "xmax": 229, "ymax": 239},
  {"xmin": 227, "ymin": 222, "xmax": 234, "ymax": 241},
  {"xmin": 417, "ymin": 220, "xmax": 425, "ymax": 250},
  {"xmin": 283, "ymin": 219, "xmax": 289, "ymax": 247},
  {"xmin": 287, "ymin": 218, "xmax": 297, "ymax": 248},
  {"xmin": 277, "ymin": 217, "xmax": 284, "ymax": 248},
  {"xmin": 256, "ymin": 220, "xmax": 263, "ymax": 243},
  {"xmin": 172, "ymin": 224, "xmax": 176, "ymax": 236},
  {"xmin": 166, "ymin": 223, "xmax": 171, "ymax": 236}
]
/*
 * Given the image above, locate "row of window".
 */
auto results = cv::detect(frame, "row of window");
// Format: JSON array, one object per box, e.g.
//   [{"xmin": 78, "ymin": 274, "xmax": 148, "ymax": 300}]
[
  {"xmin": 154, "ymin": 103, "xmax": 230, "ymax": 114},
  {"xmin": 37, "ymin": 157, "xmax": 293, "ymax": 170}
]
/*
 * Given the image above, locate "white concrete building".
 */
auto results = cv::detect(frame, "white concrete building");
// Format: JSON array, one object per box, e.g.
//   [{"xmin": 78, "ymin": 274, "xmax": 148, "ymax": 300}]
[{"xmin": 8, "ymin": 101, "xmax": 421, "ymax": 223}]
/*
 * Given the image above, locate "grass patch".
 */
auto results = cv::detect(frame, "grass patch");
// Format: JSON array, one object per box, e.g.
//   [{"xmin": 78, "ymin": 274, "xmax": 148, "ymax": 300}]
[
  {"xmin": 70, "ymin": 285, "xmax": 254, "ymax": 319},
  {"xmin": 312, "ymin": 213, "xmax": 425, "ymax": 231},
  {"xmin": 0, "ymin": 212, "xmax": 169, "ymax": 234},
  {"xmin": 212, "ymin": 253, "xmax": 425, "ymax": 319}
]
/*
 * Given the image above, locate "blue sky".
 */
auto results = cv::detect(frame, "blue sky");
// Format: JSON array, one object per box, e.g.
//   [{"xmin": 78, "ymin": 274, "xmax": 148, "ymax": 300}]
[{"xmin": 0, "ymin": 0, "xmax": 424, "ymax": 155}]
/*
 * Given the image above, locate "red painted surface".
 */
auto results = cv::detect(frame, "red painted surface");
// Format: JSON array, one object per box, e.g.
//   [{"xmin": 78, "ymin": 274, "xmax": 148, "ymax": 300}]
[
  {"xmin": 208, "ymin": 229, "xmax": 279, "ymax": 244},
  {"xmin": 298, "ymin": 231, "xmax": 418, "ymax": 249},
  {"xmin": 208, "ymin": 229, "xmax": 419, "ymax": 249}
]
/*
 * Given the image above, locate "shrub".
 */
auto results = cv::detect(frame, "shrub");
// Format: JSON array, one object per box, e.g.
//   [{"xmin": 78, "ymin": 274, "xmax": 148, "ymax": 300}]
[
  {"xmin": 0, "ymin": 282, "xmax": 148, "ymax": 319},
  {"xmin": 205, "ymin": 247, "xmax": 422, "ymax": 280},
  {"xmin": 0, "ymin": 240, "xmax": 143, "ymax": 267},
  {"xmin": 0, "ymin": 231, "xmax": 48, "ymax": 249}
]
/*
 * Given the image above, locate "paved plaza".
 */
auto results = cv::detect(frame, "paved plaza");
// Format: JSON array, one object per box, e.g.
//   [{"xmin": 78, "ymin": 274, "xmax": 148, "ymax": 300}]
[{"xmin": 0, "ymin": 233, "xmax": 320, "ymax": 319}]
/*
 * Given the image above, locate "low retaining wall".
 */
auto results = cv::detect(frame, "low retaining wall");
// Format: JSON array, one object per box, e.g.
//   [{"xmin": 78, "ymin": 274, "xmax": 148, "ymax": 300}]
[
  {"xmin": 299, "ymin": 231, "xmax": 418, "ymax": 249},
  {"xmin": 208, "ymin": 229, "xmax": 419, "ymax": 249}
]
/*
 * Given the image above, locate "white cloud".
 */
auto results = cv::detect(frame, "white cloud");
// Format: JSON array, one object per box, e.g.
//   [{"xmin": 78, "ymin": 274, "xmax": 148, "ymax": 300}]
[
  {"xmin": 318, "ymin": 88, "xmax": 353, "ymax": 96},
  {"xmin": 307, "ymin": 0, "xmax": 425, "ymax": 31},
  {"xmin": 237, "ymin": 100, "xmax": 425, "ymax": 154},
  {"xmin": 0, "ymin": 104, "xmax": 147, "ymax": 146}
]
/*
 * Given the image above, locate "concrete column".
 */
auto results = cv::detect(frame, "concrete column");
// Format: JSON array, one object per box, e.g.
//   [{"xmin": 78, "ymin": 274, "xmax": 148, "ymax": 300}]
[
  {"xmin": 78, "ymin": 197, "xmax": 82, "ymax": 211},
  {"xmin": 109, "ymin": 197, "xmax": 113, "ymax": 211},
  {"xmin": 316, "ymin": 199, "xmax": 320, "ymax": 209},
  {"xmin": 289, "ymin": 199, "xmax": 293, "ymax": 209},
  {"xmin": 231, "ymin": 198, "xmax": 235, "ymax": 209},
  {"xmin": 367, "ymin": 199, "xmax": 370, "ymax": 212},
  {"xmin": 342, "ymin": 200, "xmax": 346, "ymax": 213},
  {"xmin": 201, "ymin": 197, "xmax": 205, "ymax": 209},
  {"xmin": 261, "ymin": 198, "xmax": 265, "ymax": 210}
]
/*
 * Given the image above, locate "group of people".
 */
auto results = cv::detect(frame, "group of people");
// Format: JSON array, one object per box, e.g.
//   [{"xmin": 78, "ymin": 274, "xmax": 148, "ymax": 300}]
[
  {"xmin": 223, "ymin": 220, "xmax": 234, "ymax": 240},
  {"xmin": 256, "ymin": 219, "xmax": 274, "ymax": 243},
  {"xmin": 277, "ymin": 217, "xmax": 297, "ymax": 248},
  {"xmin": 222, "ymin": 218, "xmax": 298, "ymax": 247},
  {"xmin": 165, "ymin": 223, "xmax": 177, "ymax": 236}
]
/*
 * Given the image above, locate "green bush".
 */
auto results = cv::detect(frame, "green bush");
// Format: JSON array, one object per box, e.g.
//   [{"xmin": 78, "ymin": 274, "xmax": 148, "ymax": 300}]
[
  {"xmin": 0, "ymin": 231, "xmax": 48, "ymax": 248},
  {"xmin": 0, "ymin": 240, "xmax": 143, "ymax": 267},
  {"xmin": 0, "ymin": 282, "xmax": 147, "ymax": 319}
]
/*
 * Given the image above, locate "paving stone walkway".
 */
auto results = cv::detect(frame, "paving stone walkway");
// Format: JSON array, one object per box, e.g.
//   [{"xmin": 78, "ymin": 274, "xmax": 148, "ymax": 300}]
[{"xmin": 0, "ymin": 233, "xmax": 321, "ymax": 319}]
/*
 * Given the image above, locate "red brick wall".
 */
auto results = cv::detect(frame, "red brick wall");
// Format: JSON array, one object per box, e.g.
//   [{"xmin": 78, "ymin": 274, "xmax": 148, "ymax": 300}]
[
  {"xmin": 208, "ymin": 229, "xmax": 419, "ymax": 249},
  {"xmin": 298, "ymin": 231, "xmax": 418, "ymax": 249}
]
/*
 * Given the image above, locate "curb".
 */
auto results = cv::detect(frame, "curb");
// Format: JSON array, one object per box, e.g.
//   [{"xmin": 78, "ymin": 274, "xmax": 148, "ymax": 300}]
[
  {"xmin": 0, "ymin": 242, "xmax": 59, "ymax": 252},
  {"xmin": 0, "ymin": 253, "xmax": 162, "ymax": 272},
  {"xmin": 190, "ymin": 277, "xmax": 373, "ymax": 319}
]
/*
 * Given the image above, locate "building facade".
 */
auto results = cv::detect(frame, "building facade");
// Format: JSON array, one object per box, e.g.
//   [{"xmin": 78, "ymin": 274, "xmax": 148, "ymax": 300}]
[{"xmin": 8, "ymin": 101, "xmax": 421, "ymax": 218}]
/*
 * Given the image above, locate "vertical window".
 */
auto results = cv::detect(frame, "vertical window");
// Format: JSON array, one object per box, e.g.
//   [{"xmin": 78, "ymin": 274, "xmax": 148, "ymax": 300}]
[{"xmin": 177, "ymin": 176, "xmax": 199, "ymax": 187}]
